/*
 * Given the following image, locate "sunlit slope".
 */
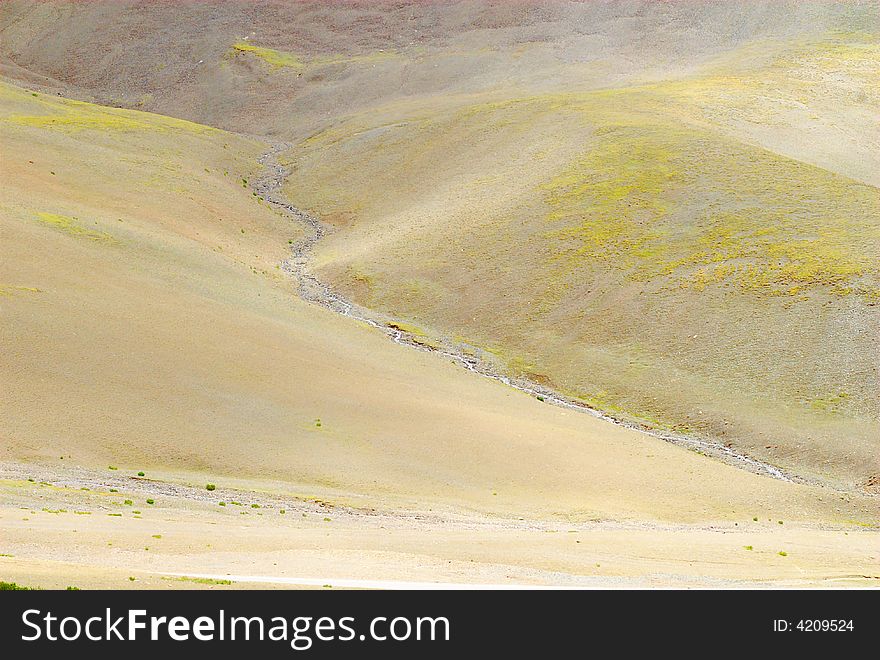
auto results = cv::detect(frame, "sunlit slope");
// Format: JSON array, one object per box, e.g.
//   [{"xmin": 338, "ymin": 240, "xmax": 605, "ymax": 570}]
[
  {"xmin": 281, "ymin": 32, "xmax": 880, "ymax": 491},
  {"xmin": 2, "ymin": 80, "xmax": 876, "ymax": 525}
]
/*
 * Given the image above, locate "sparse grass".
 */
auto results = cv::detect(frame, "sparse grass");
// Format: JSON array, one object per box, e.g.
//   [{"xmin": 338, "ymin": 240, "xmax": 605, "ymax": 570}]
[
  {"xmin": 33, "ymin": 212, "xmax": 115, "ymax": 243},
  {"xmin": 2, "ymin": 82, "xmax": 214, "ymax": 134},
  {"xmin": 282, "ymin": 64, "xmax": 880, "ymax": 487},
  {"xmin": 163, "ymin": 576, "xmax": 233, "ymax": 586},
  {"xmin": 540, "ymin": 111, "xmax": 879, "ymax": 301},
  {"xmin": 231, "ymin": 42, "xmax": 303, "ymax": 69}
]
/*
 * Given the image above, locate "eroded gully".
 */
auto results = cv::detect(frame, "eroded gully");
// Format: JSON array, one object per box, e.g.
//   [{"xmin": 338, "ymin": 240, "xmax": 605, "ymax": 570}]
[{"xmin": 253, "ymin": 142, "xmax": 791, "ymax": 483}]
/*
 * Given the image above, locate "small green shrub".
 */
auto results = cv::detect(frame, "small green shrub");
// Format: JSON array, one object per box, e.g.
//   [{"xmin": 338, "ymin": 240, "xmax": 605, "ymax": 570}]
[
  {"xmin": 146, "ymin": 499, "xmax": 154, "ymax": 505},
  {"xmin": 206, "ymin": 484, "xmax": 216, "ymax": 491},
  {"xmin": 137, "ymin": 472, "xmax": 145, "ymax": 477},
  {"xmin": 1, "ymin": 581, "xmax": 38, "ymax": 590}
]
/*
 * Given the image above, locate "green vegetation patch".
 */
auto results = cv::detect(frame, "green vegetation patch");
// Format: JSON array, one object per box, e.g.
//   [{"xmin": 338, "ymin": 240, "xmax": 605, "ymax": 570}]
[{"xmin": 1, "ymin": 581, "xmax": 39, "ymax": 590}]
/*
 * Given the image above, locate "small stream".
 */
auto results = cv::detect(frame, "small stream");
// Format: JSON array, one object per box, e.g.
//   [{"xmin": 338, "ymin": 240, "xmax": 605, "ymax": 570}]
[{"xmin": 253, "ymin": 143, "xmax": 791, "ymax": 483}]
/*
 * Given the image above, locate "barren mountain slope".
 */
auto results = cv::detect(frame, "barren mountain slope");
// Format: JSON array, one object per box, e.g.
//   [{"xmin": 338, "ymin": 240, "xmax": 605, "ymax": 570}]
[
  {"xmin": 7, "ymin": 79, "xmax": 873, "ymax": 523},
  {"xmin": 2, "ymin": 2, "xmax": 880, "ymax": 587},
  {"xmin": 1, "ymin": 1, "xmax": 879, "ymax": 489},
  {"xmin": 282, "ymin": 29, "xmax": 880, "ymax": 490},
  {"xmin": 283, "ymin": 6, "xmax": 880, "ymax": 491},
  {"xmin": 0, "ymin": 85, "xmax": 876, "ymax": 589}
]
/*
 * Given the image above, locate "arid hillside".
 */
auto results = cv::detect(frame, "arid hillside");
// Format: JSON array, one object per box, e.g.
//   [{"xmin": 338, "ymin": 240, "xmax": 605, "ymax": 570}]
[
  {"xmin": 4, "ymin": 81, "xmax": 878, "ymax": 590},
  {"xmin": 0, "ymin": 1, "xmax": 878, "ymax": 588},
  {"xmin": 5, "ymin": 0, "xmax": 872, "ymax": 488}
]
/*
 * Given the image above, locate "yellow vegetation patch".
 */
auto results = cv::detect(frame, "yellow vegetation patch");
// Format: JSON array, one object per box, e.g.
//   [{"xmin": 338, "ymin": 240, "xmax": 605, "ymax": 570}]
[
  {"xmin": 538, "ymin": 100, "xmax": 880, "ymax": 300},
  {"xmin": 0, "ymin": 285, "xmax": 42, "ymax": 297},
  {"xmin": 809, "ymin": 391, "xmax": 850, "ymax": 415},
  {"xmin": 231, "ymin": 42, "xmax": 304, "ymax": 69},
  {"xmin": 9, "ymin": 113, "xmax": 151, "ymax": 131},
  {"xmin": 1, "ymin": 80, "xmax": 215, "ymax": 134},
  {"xmin": 385, "ymin": 321, "xmax": 426, "ymax": 336},
  {"xmin": 312, "ymin": 50, "xmax": 401, "ymax": 67},
  {"xmin": 33, "ymin": 212, "xmax": 115, "ymax": 243},
  {"xmin": 230, "ymin": 41, "xmax": 401, "ymax": 72}
]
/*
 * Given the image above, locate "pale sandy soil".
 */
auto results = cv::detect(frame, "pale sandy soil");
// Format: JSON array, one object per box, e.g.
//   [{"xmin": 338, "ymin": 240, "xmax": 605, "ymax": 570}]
[{"xmin": 1, "ymin": 466, "xmax": 877, "ymax": 589}]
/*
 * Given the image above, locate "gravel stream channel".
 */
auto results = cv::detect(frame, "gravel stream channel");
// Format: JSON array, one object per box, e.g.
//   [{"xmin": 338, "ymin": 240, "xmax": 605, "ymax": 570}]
[{"xmin": 253, "ymin": 142, "xmax": 791, "ymax": 483}]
